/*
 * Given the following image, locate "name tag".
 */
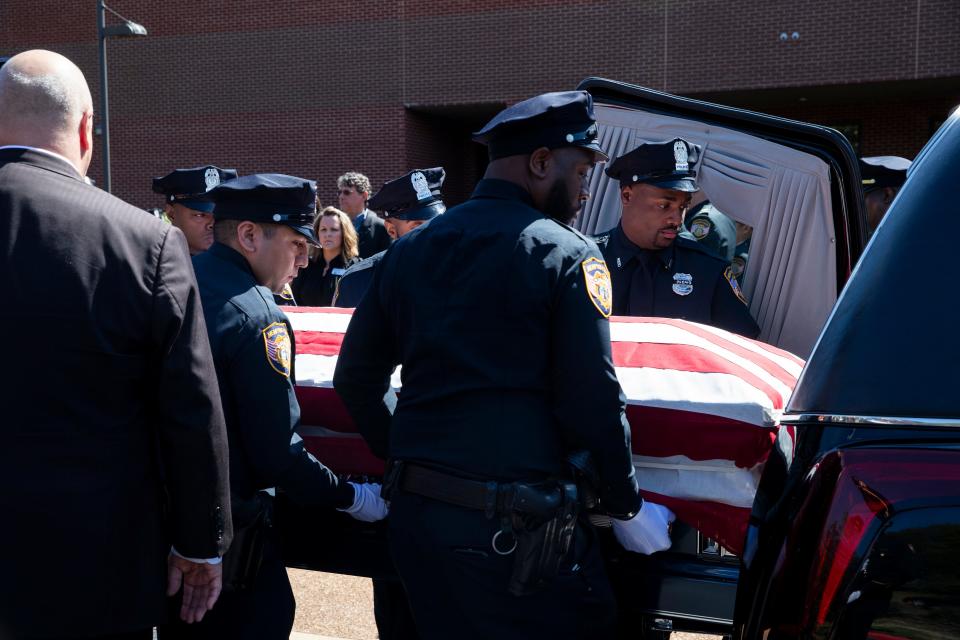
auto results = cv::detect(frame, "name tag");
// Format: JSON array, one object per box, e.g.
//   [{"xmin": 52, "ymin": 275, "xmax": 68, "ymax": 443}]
[{"xmin": 331, "ymin": 268, "xmax": 346, "ymax": 276}]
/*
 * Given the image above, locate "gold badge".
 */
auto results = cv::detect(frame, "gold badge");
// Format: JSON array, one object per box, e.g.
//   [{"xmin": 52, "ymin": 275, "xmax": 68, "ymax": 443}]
[
  {"xmin": 278, "ymin": 283, "xmax": 295, "ymax": 301},
  {"xmin": 263, "ymin": 322, "xmax": 292, "ymax": 377},
  {"xmin": 582, "ymin": 257, "xmax": 613, "ymax": 317},
  {"xmin": 725, "ymin": 266, "xmax": 748, "ymax": 305}
]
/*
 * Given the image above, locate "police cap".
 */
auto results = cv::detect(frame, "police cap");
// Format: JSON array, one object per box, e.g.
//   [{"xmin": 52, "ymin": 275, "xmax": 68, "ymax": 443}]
[
  {"xmin": 208, "ymin": 174, "xmax": 319, "ymax": 244},
  {"xmin": 472, "ymin": 91, "xmax": 607, "ymax": 161},
  {"xmin": 368, "ymin": 167, "xmax": 446, "ymax": 221},
  {"xmin": 152, "ymin": 165, "xmax": 238, "ymax": 213},
  {"xmin": 859, "ymin": 156, "xmax": 911, "ymax": 193},
  {"xmin": 605, "ymin": 138, "xmax": 701, "ymax": 192}
]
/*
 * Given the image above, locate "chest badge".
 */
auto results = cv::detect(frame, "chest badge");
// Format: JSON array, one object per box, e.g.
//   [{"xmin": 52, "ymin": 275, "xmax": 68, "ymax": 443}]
[
  {"xmin": 672, "ymin": 272, "xmax": 693, "ymax": 296},
  {"xmin": 263, "ymin": 322, "xmax": 292, "ymax": 377},
  {"xmin": 581, "ymin": 257, "xmax": 613, "ymax": 317}
]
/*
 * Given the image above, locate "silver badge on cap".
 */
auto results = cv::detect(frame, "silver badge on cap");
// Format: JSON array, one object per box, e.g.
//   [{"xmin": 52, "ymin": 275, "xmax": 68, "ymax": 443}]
[
  {"xmin": 674, "ymin": 141, "xmax": 689, "ymax": 172},
  {"xmin": 672, "ymin": 272, "xmax": 693, "ymax": 296},
  {"xmin": 204, "ymin": 168, "xmax": 220, "ymax": 191},
  {"xmin": 411, "ymin": 171, "xmax": 432, "ymax": 201}
]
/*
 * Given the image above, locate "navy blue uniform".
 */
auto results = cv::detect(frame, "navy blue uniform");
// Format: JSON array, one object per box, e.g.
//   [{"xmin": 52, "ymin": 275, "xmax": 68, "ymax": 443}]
[
  {"xmin": 163, "ymin": 242, "xmax": 353, "ymax": 640},
  {"xmin": 333, "ymin": 251, "xmax": 381, "ymax": 307},
  {"xmin": 595, "ymin": 223, "xmax": 760, "ymax": 338},
  {"xmin": 334, "ymin": 179, "xmax": 640, "ymax": 639}
]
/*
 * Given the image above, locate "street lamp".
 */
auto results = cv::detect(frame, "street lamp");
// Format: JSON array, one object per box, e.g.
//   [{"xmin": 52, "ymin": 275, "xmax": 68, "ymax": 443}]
[{"xmin": 97, "ymin": 1, "xmax": 147, "ymax": 193}]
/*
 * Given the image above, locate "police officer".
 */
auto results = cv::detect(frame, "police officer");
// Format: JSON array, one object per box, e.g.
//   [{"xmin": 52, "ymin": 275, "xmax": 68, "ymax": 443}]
[
  {"xmin": 160, "ymin": 174, "xmax": 388, "ymax": 640},
  {"xmin": 860, "ymin": 155, "xmax": 911, "ymax": 238},
  {"xmin": 683, "ymin": 200, "xmax": 737, "ymax": 262},
  {"xmin": 153, "ymin": 165, "xmax": 238, "ymax": 255},
  {"xmin": 333, "ymin": 91, "xmax": 673, "ymax": 640},
  {"xmin": 334, "ymin": 167, "xmax": 446, "ymax": 308},
  {"xmin": 595, "ymin": 139, "xmax": 760, "ymax": 338}
]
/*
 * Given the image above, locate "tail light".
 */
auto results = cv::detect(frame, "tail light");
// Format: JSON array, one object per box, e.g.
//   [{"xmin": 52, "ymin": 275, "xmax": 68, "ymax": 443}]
[{"xmin": 801, "ymin": 449, "xmax": 960, "ymax": 633}]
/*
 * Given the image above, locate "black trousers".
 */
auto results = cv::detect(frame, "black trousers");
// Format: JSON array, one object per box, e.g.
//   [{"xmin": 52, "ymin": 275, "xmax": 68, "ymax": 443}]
[
  {"xmin": 156, "ymin": 533, "xmax": 294, "ymax": 640},
  {"xmin": 388, "ymin": 492, "xmax": 617, "ymax": 640},
  {"xmin": 373, "ymin": 576, "xmax": 420, "ymax": 640},
  {"xmin": 20, "ymin": 632, "xmax": 152, "ymax": 640}
]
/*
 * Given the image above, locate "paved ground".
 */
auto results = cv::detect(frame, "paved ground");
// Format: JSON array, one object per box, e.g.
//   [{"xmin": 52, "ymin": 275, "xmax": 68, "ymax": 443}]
[{"xmin": 289, "ymin": 569, "xmax": 720, "ymax": 640}]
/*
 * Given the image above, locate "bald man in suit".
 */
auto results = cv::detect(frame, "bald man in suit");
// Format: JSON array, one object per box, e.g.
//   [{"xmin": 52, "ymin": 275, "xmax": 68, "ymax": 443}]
[{"xmin": 0, "ymin": 50, "xmax": 232, "ymax": 640}]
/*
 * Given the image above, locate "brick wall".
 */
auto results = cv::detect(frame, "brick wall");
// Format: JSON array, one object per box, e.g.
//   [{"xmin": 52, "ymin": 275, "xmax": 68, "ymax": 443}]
[{"xmin": 2, "ymin": 0, "xmax": 958, "ymax": 205}]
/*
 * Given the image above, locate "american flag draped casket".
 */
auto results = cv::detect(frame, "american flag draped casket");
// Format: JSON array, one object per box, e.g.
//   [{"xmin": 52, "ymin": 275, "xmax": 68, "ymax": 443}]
[{"xmin": 286, "ymin": 306, "xmax": 803, "ymax": 555}]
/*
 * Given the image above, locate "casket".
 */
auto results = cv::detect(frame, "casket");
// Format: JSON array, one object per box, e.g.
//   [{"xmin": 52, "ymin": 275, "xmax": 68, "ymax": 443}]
[{"xmin": 287, "ymin": 306, "xmax": 803, "ymax": 555}]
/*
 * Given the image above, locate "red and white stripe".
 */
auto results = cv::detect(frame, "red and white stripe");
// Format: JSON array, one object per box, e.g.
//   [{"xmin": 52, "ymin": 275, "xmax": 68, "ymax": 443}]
[{"xmin": 286, "ymin": 306, "xmax": 804, "ymax": 553}]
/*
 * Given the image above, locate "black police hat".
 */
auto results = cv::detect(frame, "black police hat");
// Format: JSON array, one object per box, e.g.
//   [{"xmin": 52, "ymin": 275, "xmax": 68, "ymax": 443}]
[
  {"xmin": 472, "ymin": 91, "xmax": 608, "ymax": 161},
  {"xmin": 605, "ymin": 138, "xmax": 702, "ymax": 192},
  {"xmin": 207, "ymin": 174, "xmax": 319, "ymax": 244},
  {"xmin": 859, "ymin": 156, "xmax": 911, "ymax": 193},
  {"xmin": 368, "ymin": 167, "xmax": 446, "ymax": 221},
  {"xmin": 152, "ymin": 165, "xmax": 238, "ymax": 213}
]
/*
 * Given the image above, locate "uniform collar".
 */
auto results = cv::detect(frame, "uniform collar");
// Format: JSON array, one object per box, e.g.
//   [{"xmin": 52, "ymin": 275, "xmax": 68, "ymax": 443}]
[
  {"xmin": 0, "ymin": 145, "xmax": 84, "ymax": 181},
  {"xmin": 611, "ymin": 222, "xmax": 675, "ymax": 270},
  {"xmin": 208, "ymin": 241, "xmax": 258, "ymax": 280},
  {"xmin": 470, "ymin": 178, "xmax": 536, "ymax": 209}
]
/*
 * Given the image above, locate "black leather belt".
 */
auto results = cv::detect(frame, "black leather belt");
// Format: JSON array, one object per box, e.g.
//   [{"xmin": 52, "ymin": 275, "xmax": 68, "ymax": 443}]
[{"xmin": 397, "ymin": 463, "xmax": 504, "ymax": 515}]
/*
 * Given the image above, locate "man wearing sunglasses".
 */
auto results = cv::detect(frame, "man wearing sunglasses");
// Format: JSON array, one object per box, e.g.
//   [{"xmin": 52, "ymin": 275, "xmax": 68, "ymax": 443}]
[{"xmin": 337, "ymin": 171, "xmax": 392, "ymax": 259}]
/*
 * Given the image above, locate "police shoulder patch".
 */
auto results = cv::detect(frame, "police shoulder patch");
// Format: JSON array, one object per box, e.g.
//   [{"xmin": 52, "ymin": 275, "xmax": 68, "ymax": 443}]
[
  {"xmin": 263, "ymin": 321, "xmax": 292, "ymax": 377},
  {"xmin": 581, "ymin": 257, "xmax": 612, "ymax": 317},
  {"xmin": 724, "ymin": 266, "xmax": 748, "ymax": 305},
  {"xmin": 690, "ymin": 217, "xmax": 712, "ymax": 239}
]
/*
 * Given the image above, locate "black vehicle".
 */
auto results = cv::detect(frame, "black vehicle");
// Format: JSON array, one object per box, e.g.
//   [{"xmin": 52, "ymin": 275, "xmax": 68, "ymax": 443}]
[{"xmin": 277, "ymin": 78, "xmax": 960, "ymax": 639}]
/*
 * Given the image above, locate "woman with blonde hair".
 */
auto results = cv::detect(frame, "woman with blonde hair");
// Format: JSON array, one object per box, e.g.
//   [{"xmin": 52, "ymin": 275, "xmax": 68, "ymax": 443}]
[{"xmin": 291, "ymin": 206, "xmax": 359, "ymax": 306}]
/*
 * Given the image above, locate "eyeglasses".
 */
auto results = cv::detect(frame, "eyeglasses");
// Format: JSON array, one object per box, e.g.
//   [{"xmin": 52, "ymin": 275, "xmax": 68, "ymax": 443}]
[{"xmin": 338, "ymin": 189, "xmax": 356, "ymax": 196}]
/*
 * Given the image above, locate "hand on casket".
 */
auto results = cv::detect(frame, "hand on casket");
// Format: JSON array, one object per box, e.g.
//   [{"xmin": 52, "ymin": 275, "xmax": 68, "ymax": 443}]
[
  {"xmin": 612, "ymin": 500, "xmax": 676, "ymax": 555},
  {"xmin": 338, "ymin": 482, "xmax": 389, "ymax": 522}
]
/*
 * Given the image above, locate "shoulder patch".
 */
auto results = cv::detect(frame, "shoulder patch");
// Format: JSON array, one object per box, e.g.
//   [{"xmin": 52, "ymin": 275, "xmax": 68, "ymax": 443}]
[
  {"xmin": 724, "ymin": 266, "xmax": 748, "ymax": 305},
  {"xmin": 690, "ymin": 217, "xmax": 712, "ymax": 239},
  {"xmin": 263, "ymin": 322, "xmax": 292, "ymax": 377},
  {"xmin": 581, "ymin": 257, "xmax": 613, "ymax": 317}
]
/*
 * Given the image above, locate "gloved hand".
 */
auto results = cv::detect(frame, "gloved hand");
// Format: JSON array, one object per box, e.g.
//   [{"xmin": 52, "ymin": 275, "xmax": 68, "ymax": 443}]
[
  {"xmin": 611, "ymin": 500, "xmax": 675, "ymax": 555},
  {"xmin": 338, "ymin": 482, "xmax": 389, "ymax": 522}
]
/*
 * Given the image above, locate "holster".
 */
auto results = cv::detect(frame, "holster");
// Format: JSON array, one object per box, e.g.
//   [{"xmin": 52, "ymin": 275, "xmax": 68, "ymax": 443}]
[
  {"xmin": 505, "ymin": 480, "xmax": 580, "ymax": 597},
  {"xmin": 222, "ymin": 491, "xmax": 273, "ymax": 592}
]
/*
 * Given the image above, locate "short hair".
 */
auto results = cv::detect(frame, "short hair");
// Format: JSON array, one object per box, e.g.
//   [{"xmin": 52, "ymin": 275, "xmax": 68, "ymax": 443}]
[
  {"xmin": 337, "ymin": 172, "xmax": 371, "ymax": 196},
  {"xmin": 314, "ymin": 206, "xmax": 359, "ymax": 263},
  {"xmin": 212, "ymin": 219, "xmax": 278, "ymax": 245}
]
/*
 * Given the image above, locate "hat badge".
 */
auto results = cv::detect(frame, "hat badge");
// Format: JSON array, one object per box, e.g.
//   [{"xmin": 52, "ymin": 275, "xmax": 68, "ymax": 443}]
[
  {"xmin": 204, "ymin": 168, "xmax": 220, "ymax": 191},
  {"xmin": 411, "ymin": 171, "xmax": 432, "ymax": 201},
  {"xmin": 674, "ymin": 141, "xmax": 689, "ymax": 172}
]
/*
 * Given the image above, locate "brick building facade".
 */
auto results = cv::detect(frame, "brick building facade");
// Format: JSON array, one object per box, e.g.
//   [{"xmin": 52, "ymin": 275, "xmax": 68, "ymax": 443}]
[{"xmin": 3, "ymin": 0, "xmax": 959, "ymax": 207}]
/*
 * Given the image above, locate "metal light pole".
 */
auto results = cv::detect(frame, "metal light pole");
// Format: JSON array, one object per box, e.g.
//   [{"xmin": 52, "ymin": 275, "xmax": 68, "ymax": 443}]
[{"xmin": 97, "ymin": 0, "xmax": 147, "ymax": 193}]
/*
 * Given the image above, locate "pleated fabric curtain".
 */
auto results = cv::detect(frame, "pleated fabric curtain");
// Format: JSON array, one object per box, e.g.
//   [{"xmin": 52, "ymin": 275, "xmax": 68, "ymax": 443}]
[{"xmin": 577, "ymin": 105, "xmax": 836, "ymax": 357}]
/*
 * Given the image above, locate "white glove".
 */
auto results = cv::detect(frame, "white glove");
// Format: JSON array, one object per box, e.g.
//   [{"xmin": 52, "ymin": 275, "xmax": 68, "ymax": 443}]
[
  {"xmin": 338, "ymin": 482, "xmax": 389, "ymax": 522},
  {"xmin": 612, "ymin": 500, "xmax": 676, "ymax": 555}
]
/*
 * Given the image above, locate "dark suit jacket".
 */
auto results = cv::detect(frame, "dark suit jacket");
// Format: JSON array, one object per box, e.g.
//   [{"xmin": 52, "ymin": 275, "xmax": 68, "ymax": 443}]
[
  {"xmin": 0, "ymin": 148, "xmax": 232, "ymax": 637},
  {"xmin": 355, "ymin": 209, "xmax": 392, "ymax": 259}
]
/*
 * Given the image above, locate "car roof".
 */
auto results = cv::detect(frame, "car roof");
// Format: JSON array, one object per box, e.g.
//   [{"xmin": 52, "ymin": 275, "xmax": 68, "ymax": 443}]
[{"xmin": 789, "ymin": 106, "xmax": 960, "ymax": 418}]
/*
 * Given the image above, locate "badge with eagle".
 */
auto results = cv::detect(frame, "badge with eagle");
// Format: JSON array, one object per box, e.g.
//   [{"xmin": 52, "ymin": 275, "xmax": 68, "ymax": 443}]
[
  {"xmin": 263, "ymin": 322, "xmax": 292, "ymax": 377},
  {"xmin": 581, "ymin": 257, "xmax": 613, "ymax": 317}
]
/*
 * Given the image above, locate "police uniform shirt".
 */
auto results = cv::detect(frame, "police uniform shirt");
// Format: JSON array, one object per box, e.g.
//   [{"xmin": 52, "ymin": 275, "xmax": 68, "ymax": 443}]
[
  {"xmin": 683, "ymin": 202, "xmax": 737, "ymax": 263},
  {"xmin": 595, "ymin": 223, "xmax": 760, "ymax": 338},
  {"xmin": 193, "ymin": 242, "xmax": 353, "ymax": 507},
  {"xmin": 333, "ymin": 251, "xmax": 382, "ymax": 308},
  {"xmin": 333, "ymin": 179, "xmax": 641, "ymax": 518}
]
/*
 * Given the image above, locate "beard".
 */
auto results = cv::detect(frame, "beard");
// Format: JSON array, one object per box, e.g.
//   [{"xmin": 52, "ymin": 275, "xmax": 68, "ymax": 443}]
[{"xmin": 543, "ymin": 178, "xmax": 580, "ymax": 225}]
